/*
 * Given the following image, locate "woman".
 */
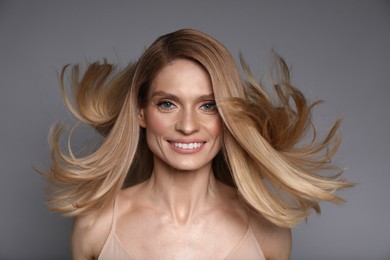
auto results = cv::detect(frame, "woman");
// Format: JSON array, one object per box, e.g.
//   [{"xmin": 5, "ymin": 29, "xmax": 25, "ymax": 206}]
[{"xmin": 46, "ymin": 29, "xmax": 351, "ymax": 259}]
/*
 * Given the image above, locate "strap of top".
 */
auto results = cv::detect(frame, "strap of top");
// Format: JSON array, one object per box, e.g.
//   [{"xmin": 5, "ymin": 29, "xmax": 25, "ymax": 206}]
[
  {"xmin": 99, "ymin": 194, "xmax": 133, "ymax": 260},
  {"xmin": 223, "ymin": 208, "xmax": 250, "ymax": 258},
  {"xmin": 246, "ymin": 212, "xmax": 266, "ymax": 259},
  {"xmin": 110, "ymin": 194, "xmax": 119, "ymax": 235},
  {"xmin": 101, "ymin": 194, "xmax": 119, "ymax": 246}
]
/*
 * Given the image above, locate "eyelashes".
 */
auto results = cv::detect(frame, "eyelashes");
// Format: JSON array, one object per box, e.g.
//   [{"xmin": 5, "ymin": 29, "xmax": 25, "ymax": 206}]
[
  {"xmin": 200, "ymin": 102, "xmax": 217, "ymax": 112},
  {"xmin": 155, "ymin": 100, "xmax": 218, "ymax": 113},
  {"xmin": 156, "ymin": 100, "xmax": 176, "ymax": 110}
]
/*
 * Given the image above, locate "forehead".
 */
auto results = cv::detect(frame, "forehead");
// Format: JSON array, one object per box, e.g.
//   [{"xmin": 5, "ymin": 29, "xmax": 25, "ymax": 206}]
[{"xmin": 149, "ymin": 59, "xmax": 212, "ymax": 95}]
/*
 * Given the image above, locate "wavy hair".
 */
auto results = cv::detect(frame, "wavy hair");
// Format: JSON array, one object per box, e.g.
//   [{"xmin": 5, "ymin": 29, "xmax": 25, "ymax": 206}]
[{"xmin": 45, "ymin": 29, "xmax": 352, "ymax": 227}]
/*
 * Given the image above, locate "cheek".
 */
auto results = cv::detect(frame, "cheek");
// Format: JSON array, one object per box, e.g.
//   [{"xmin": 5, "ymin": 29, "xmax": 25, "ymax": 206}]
[
  {"xmin": 207, "ymin": 116, "xmax": 223, "ymax": 139},
  {"xmin": 145, "ymin": 110, "xmax": 170, "ymax": 136}
]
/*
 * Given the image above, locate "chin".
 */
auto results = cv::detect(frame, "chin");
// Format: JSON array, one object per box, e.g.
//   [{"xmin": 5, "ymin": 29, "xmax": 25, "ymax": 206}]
[
  {"xmin": 161, "ymin": 158, "xmax": 213, "ymax": 173},
  {"xmin": 171, "ymin": 163, "xmax": 210, "ymax": 172}
]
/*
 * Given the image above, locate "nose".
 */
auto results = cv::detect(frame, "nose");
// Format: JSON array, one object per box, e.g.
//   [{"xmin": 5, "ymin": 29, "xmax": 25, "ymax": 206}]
[{"xmin": 175, "ymin": 108, "xmax": 200, "ymax": 135}]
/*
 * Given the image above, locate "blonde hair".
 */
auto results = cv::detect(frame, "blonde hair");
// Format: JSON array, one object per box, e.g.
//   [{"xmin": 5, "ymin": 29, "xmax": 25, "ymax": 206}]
[{"xmin": 45, "ymin": 29, "xmax": 352, "ymax": 227}]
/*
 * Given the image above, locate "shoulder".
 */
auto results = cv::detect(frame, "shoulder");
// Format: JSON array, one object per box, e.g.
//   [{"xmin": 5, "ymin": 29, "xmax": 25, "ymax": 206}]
[
  {"xmin": 249, "ymin": 211, "xmax": 291, "ymax": 260},
  {"xmin": 71, "ymin": 198, "xmax": 115, "ymax": 260}
]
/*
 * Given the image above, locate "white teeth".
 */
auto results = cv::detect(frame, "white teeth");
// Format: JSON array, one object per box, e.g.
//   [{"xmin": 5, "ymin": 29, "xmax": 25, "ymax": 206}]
[{"xmin": 173, "ymin": 142, "xmax": 202, "ymax": 149}]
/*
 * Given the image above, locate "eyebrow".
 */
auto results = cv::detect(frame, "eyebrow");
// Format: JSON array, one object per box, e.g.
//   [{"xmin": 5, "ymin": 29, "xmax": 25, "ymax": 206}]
[{"xmin": 150, "ymin": 91, "xmax": 215, "ymax": 102}]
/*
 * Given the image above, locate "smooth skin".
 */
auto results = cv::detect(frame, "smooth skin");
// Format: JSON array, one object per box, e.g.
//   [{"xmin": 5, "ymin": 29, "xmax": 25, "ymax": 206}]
[{"xmin": 72, "ymin": 59, "xmax": 291, "ymax": 259}]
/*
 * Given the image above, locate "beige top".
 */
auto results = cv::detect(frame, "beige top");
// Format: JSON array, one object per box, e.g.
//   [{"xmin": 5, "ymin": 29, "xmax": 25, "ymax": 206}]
[{"xmin": 98, "ymin": 197, "xmax": 265, "ymax": 260}]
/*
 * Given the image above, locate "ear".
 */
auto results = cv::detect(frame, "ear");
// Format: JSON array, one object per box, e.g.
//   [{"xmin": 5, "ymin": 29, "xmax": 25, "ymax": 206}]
[{"xmin": 138, "ymin": 108, "xmax": 146, "ymax": 128}]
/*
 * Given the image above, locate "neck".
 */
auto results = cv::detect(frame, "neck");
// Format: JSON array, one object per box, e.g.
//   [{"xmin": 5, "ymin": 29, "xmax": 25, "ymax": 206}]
[{"xmin": 145, "ymin": 161, "xmax": 219, "ymax": 225}]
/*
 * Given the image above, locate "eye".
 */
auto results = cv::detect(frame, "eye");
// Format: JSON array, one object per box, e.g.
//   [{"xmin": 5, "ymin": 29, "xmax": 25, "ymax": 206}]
[
  {"xmin": 200, "ymin": 102, "xmax": 217, "ymax": 112},
  {"xmin": 157, "ymin": 100, "xmax": 176, "ymax": 111}
]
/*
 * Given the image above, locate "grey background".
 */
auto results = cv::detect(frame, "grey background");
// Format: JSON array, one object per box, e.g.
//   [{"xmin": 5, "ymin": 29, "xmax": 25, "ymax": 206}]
[{"xmin": 0, "ymin": 1, "xmax": 389, "ymax": 259}]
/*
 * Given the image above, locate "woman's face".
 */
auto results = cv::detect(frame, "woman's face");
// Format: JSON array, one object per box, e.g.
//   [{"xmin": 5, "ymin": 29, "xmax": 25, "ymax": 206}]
[{"xmin": 139, "ymin": 59, "xmax": 222, "ymax": 172}]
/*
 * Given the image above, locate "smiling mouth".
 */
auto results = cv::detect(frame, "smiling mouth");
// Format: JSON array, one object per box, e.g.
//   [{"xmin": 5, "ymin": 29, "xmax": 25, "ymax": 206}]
[
  {"xmin": 168, "ymin": 141, "xmax": 204, "ymax": 150},
  {"xmin": 173, "ymin": 142, "xmax": 202, "ymax": 149}
]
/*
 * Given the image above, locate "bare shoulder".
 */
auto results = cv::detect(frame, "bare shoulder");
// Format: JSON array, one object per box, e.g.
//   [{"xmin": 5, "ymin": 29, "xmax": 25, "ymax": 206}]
[
  {"xmin": 71, "ymin": 199, "xmax": 115, "ymax": 260},
  {"xmin": 249, "ymin": 211, "xmax": 292, "ymax": 260}
]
